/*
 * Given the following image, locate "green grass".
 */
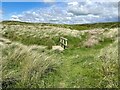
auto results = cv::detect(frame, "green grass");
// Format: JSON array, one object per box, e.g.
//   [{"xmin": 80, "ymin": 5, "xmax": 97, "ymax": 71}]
[
  {"xmin": 2, "ymin": 29, "xmax": 85, "ymax": 49},
  {"xmin": 39, "ymin": 40, "xmax": 118, "ymax": 88},
  {"xmin": 2, "ymin": 21, "xmax": 120, "ymax": 30},
  {"xmin": 1, "ymin": 21, "xmax": 119, "ymax": 88},
  {"xmin": 2, "ymin": 43, "xmax": 118, "ymax": 88},
  {"xmin": 1, "ymin": 43, "xmax": 61, "ymax": 88}
]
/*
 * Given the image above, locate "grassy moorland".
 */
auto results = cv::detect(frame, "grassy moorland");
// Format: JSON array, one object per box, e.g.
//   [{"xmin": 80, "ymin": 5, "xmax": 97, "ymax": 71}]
[
  {"xmin": 2, "ymin": 21, "xmax": 120, "ymax": 30},
  {"xmin": 0, "ymin": 21, "xmax": 119, "ymax": 88}
]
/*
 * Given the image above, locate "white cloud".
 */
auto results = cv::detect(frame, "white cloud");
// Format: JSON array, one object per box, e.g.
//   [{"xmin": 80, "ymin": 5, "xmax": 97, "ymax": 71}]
[
  {"xmin": 68, "ymin": 2, "xmax": 78, "ymax": 6},
  {"xmin": 11, "ymin": 15, "xmax": 21, "ymax": 21},
  {"xmin": 67, "ymin": 2, "xmax": 118, "ymax": 23},
  {"xmin": 65, "ymin": 0, "xmax": 120, "ymax": 2},
  {"xmin": 10, "ymin": 2, "xmax": 118, "ymax": 24},
  {"xmin": 43, "ymin": 0, "xmax": 55, "ymax": 2}
]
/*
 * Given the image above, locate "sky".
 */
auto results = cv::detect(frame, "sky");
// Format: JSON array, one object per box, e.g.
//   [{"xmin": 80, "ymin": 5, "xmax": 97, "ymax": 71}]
[{"xmin": 1, "ymin": 0, "xmax": 119, "ymax": 24}]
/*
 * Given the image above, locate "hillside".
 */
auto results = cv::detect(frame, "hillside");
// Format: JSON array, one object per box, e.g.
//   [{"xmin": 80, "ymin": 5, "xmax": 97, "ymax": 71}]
[
  {"xmin": 2, "ymin": 21, "xmax": 120, "ymax": 30},
  {"xmin": 0, "ymin": 21, "xmax": 119, "ymax": 88}
]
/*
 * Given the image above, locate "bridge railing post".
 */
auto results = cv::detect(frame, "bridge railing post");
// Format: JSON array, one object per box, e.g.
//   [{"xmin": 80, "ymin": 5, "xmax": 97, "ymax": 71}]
[{"xmin": 60, "ymin": 37, "xmax": 68, "ymax": 49}]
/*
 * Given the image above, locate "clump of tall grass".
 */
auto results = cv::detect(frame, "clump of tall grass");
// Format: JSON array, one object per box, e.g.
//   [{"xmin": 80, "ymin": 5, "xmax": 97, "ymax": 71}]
[
  {"xmin": 1, "ymin": 42, "xmax": 61, "ymax": 88},
  {"xmin": 97, "ymin": 40, "xmax": 118, "ymax": 88},
  {"xmin": 102, "ymin": 28, "xmax": 118, "ymax": 41}
]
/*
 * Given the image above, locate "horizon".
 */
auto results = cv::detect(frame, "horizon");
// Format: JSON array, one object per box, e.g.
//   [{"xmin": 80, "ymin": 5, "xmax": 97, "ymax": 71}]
[
  {"xmin": 2, "ymin": 20, "xmax": 119, "ymax": 25},
  {"xmin": 2, "ymin": 1, "xmax": 119, "ymax": 24}
]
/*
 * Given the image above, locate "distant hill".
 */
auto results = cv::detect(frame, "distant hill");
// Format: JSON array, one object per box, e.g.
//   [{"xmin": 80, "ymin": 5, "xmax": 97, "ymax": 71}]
[{"xmin": 1, "ymin": 21, "xmax": 120, "ymax": 30}]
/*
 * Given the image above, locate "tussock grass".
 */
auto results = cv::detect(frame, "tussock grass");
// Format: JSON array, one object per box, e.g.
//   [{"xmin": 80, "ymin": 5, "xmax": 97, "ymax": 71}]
[
  {"xmin": 1, "ymin": 42, "xmax": 61, "ymax": 88},
  {"xmin": 0, "ymin": 21, "xmax": 119, "ymax": 88},
  {"xmin": 97, "ymin": 40, "xmax": 118, "ymax": 88},
  {"xmin": 1, "ymin": 21, "xmax": 118, "ymax": 48}
]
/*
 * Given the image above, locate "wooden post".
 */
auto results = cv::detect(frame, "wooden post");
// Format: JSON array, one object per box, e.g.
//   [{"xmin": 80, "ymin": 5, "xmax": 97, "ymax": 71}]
[{"xmin": 60, "ymin": 37, "xmax": 68, "ymax": 49}]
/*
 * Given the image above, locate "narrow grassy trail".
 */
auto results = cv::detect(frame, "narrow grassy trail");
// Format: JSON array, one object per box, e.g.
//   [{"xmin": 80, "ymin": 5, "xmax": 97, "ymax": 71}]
[
  {"xmin": 1, "ymin": 21, "xmax": 119, "ymax": 88},
  {"xmin": 45, "ymin": 40, "xmax": 113, "ymax": 88},
  {"xmin": 55, "ymin": 47, "xmax": 102, "ymax": 88}
]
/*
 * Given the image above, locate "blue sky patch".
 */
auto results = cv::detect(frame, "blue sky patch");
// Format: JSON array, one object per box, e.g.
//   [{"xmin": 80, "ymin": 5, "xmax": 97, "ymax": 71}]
[{"xmin": 2, "ymin": 1, "xmax": 118, "ymax": 24}]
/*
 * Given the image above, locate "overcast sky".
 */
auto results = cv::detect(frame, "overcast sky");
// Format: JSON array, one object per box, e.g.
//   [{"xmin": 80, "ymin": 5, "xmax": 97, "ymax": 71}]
[{"xmin": 1, "ymin": 0, "xmax": 119, "ymax": 24}]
